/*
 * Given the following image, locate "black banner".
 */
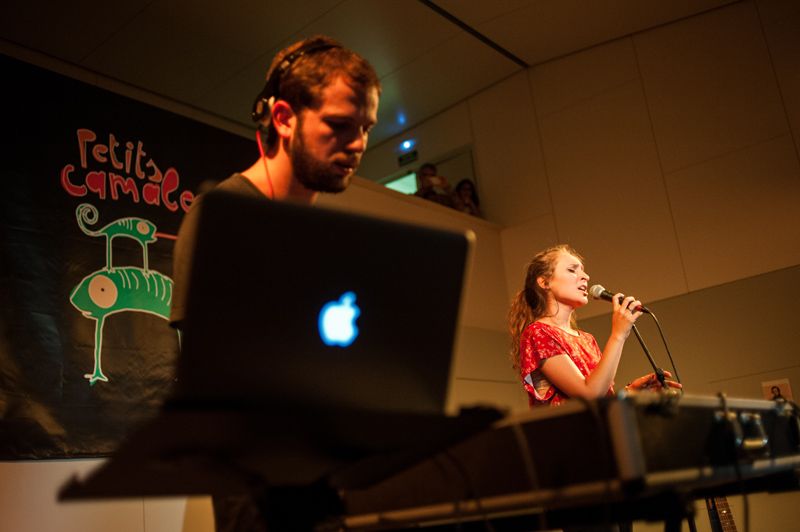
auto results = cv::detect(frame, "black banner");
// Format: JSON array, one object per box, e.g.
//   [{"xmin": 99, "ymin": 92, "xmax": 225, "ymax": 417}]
[{"xmin": 0, "ymin": 54, "xmax": 256, "ymax": 458}]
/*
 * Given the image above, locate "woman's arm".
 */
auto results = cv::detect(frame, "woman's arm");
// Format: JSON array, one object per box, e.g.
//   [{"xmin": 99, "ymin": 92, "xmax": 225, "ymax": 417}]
[{"xmin": 539, "ymin": 294, "xmax": 642, "ymax": 399}]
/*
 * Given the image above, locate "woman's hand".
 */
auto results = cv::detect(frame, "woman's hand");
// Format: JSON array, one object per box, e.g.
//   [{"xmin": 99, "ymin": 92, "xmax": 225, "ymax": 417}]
[
  {"xmin": 609, "ymin": 293, "xmax": 643, "ymax": 341},
  {"xmin": 624, "ymin": 371, "xmax": 683, "ymax": 392}
]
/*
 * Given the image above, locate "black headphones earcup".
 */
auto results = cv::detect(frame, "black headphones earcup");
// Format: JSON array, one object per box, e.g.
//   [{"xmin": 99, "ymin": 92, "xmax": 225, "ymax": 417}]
[
  {"xmin": 251, "ymin": 94, "xmax": 275, "ymax": 126},
  {"xmin": 251, "ymin": 71, "xmax": 279, "ymax": 125}
]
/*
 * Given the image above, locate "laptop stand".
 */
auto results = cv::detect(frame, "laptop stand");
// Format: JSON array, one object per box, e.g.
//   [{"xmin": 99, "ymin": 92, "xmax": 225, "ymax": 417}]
[{"xmin": 58, "ymin": 404, "xmax": 502, "ymax": 530}]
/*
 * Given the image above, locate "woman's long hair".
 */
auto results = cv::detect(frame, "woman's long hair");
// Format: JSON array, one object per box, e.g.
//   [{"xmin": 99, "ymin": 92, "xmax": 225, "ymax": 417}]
[{"xmin": 508, "ymin": 244, "xmax": 582, "ymax": 370}]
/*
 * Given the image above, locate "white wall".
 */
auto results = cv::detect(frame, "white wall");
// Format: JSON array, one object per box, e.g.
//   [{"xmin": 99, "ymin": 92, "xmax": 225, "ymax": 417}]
[
  {"xmin": 0, "ymin": 460, "xmax": 215, "ymax": 532},
  {"xmin": 367, "ymin": 0, "xmax": 800, "ymax": 319}
]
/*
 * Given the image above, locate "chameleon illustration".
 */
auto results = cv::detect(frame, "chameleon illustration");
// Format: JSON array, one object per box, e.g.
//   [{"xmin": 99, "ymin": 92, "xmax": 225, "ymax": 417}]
[
  {"xmin": 76, "ymin": 203, "xmax": 157, "ymax": 271},
  {"xmin": 70, "ymin": 204, "xmax": 176, "ymax": 385}
]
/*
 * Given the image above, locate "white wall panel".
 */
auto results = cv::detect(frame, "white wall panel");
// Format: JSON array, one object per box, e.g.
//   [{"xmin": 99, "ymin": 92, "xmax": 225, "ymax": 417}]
[
  {"xmin": 634, "ymin": 1, "xmax": 789, "ymax": 173},
  {"xmin": 181, "ymin": 497, "xmax": 215, "ymax": 532},
  {"xmin": 446, "ymin": 378, "xmax": 528, "ymax": 414},
  {"xmin": 0, "ymin": 460, "xmax": 144, "ymax": 532},
  {"xmin": 452, "ymin": 326, "xmax": 515, "ymax": 383},
  {"xmin": 144, "ymin": 498, "xmax": 190, "ymax": 532},
  {"xmin": 468, "ymin": 71, "xmax": 549, "ymax": 226},
  {"xmin": 580, "ymin": 265, "xmax": 800, "ymax": 399},
  {"xmin": 757, "ymin": 0, "xmax": 800, "ymax": 155},
  {"xmin": 539, "ymin": 80, "xmax": 686, "ymax": 314},
  {"xmin": 499, "ymin": 213, "xmax": 560, "ymax": 302},
  {"xmin": 665, "ymin": 135, "xmax": 800, "ymax": 290},
  {"xmin": 531, "ymin": 38, "xmax": 639, "ymax": 117}
]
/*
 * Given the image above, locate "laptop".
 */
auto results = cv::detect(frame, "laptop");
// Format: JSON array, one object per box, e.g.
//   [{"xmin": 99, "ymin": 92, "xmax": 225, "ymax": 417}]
[{"xmin": 172, "ymin": 189, "xmax": 474, "ymax": 417}]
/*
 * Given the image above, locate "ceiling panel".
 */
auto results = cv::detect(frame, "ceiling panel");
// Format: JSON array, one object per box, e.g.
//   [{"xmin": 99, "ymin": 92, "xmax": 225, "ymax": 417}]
[
  {"xmin": 81, "ymin": 0, "xmax": 343, "ymax": 106},
  {"xmin": 442, "ymin": 0, "xmax": 738, "ymax": 65},
  {"xmin": 280, "ymin": 0, "xmax": 463, "ymax": 77},
  {"xmin": 370, "ymin": 32, "xmax": 520, "ymax": 144},
  {"xmin": 0, "ymin": 0, "xmax": 746, "ymax": 160},
  {"xmin": 81, "ymin": 6, "xmax": 250, "ymax": 105},
  {"xmin": 0, "ymin": 0, "xmax": 150, "ymax": 63},
  {"xmin": 197, "ymin": 0, "xmax": 508, "ymax": 143},
  {"xmin": 434, "ymin": 0, "xmax": 535, "ymax": 26},
  {"xmin": 191, "ymin": 53, "xmax": 272, "ymax": 125},
  {"xmin": 278, "ymin": 0, "xmax": 514, "ymax": 144}
]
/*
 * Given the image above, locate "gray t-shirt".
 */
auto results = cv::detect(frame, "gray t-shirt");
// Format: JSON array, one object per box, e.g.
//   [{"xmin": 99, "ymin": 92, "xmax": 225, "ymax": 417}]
[{"xmin": 169, "ymin": 173, "xmax": 263, "ymax": 329}]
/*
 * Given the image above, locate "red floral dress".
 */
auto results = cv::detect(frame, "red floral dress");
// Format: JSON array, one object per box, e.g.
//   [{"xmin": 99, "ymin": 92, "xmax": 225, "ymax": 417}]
[{"xmin": 519, "ymin": 321, "xmax": 613, "ymax": 407}]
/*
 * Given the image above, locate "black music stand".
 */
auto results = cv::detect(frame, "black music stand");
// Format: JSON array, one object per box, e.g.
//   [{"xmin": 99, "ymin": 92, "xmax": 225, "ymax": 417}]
[{"xmin": 58, "ymin": 403, "xmax": 502, "ymax": 530}]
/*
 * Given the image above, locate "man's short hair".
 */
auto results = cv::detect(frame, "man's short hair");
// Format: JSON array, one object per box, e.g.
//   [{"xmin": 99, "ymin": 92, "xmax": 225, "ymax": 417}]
[{"xmin": 263, "ymin": 35, "xmax": 381, "ymax": 148}]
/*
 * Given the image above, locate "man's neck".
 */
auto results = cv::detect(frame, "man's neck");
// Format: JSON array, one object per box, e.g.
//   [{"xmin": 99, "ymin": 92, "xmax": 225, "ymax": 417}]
[{"xmin": 242, "ymin": 152, "xmax": 317, "ymax": 204}]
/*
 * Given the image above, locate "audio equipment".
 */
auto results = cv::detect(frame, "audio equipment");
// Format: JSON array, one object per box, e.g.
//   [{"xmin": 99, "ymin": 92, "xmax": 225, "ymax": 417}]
[{"xmin": 344, "ymin": 394, "xmax": 800, "ymax": 530}]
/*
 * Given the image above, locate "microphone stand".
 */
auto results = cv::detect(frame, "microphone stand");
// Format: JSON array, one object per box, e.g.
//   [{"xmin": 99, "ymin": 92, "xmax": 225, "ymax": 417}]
[
  {"xmin": 630, "ymin": 323, "xmax": 667, "ymax": 388},
  {"xmin": 631, "ymin": 318, "xmax": 696, "ymax": 532}
]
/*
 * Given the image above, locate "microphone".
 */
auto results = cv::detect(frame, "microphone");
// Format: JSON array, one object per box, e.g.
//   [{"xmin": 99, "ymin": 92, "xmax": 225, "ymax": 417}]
[{"xmin": 589, "ymin": 284, "xmax": 650, "ymax": 314}]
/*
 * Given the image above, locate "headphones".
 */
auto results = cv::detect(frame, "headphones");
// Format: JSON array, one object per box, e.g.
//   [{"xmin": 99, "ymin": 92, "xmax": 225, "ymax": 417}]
[{"xmin": 251, "ymin": 42, "xmax": 341, "ymax": 126}]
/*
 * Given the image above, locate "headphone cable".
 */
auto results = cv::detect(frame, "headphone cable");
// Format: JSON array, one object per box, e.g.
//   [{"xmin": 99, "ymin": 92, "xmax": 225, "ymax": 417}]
[{"xmin": 255, "ymin": 128, "xmax": 275, "ymax": 200}]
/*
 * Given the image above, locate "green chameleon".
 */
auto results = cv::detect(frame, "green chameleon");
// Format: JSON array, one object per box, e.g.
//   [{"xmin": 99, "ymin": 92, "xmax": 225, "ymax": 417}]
[
  {"xmin": 70, "ymin": 204, "xmax": 177, "ymax": 385},
  {"xmin": 76, "ymin": 203, "xmax": 157, "ymax": 271}
]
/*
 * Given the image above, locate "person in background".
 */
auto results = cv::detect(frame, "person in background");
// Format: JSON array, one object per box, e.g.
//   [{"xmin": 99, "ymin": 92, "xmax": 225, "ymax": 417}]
[
  {"xmin": 508, "ymin": 244, "xmax": 681, "ymax": 408},
  {"xmin": 452, "ymin": 178, "xmax": 481, "ymax": 217},
  {"xmin": 413, "ymin": 162, "xmax": 454, "ymax": 208}
]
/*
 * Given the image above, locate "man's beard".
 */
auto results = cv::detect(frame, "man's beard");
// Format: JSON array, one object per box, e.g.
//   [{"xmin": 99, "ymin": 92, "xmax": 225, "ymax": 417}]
[{"xmin": 290, "ymin": 126, "xmax": 355, "ymax": 193}]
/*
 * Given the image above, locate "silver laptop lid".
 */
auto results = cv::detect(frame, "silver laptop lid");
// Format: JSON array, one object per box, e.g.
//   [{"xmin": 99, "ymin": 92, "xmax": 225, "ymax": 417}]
[{"xmin": 173, "ymin": 190, "xmax": 473, "ymax": 416}]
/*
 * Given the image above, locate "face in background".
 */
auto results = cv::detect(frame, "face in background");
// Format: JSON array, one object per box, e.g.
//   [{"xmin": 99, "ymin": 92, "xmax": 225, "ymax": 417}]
[
  {"xmin": 290, "ymin": 76, "xmax": 379, "ymax": 193},
  {"xmin": 540, "ymin": 251, "xmax": 590, "ymax": 309},
  {"xmin": 417, "ymin": 164, "xmax": 438, "ymax": 190},
  {"xmin": 457, "ymin": 181, "xmax": 475, "ymax": 202}
]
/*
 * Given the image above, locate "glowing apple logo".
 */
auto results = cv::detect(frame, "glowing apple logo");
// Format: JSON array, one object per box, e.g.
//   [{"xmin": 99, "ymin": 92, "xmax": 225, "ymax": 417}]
[{"xmin": 318, "ymin": 291, "xmax": 360, "ymax": 347}]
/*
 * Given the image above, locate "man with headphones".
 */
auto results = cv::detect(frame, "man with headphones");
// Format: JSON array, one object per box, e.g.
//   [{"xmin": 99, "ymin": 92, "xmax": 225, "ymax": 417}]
[
  {"xmin": 169, "ymin": 35, "xmax": 380, "ymax": 531},
  {"xmin": 171, "ymin": 35, "xmax": 380, "ymax": 329}
]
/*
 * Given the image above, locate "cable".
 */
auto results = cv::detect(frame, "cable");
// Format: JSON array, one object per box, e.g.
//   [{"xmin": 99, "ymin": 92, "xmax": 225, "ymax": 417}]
[
  {"xmin": 646, "ymin": 311, "xmax": 682, "ymax": 384},
  {"xmin": 440, "ymin": 450, "xmax": 496, "ymax": 532},
  {"xmin": 509, "ymin": 421, "xmax": 548, "ymax": 531},
  {"xmin": 430, "ymin": 455, "xmax": 465, "ymax": 531},
  {"xmin": 255, "ymin": 129, "xmax": 275, "ymax": 199}
]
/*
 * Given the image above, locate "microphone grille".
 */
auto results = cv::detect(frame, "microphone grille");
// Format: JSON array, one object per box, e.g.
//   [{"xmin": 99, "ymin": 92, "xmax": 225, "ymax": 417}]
[{"xmin": 588, "ymin": 284, "xmax": 606, "ymax": 299}]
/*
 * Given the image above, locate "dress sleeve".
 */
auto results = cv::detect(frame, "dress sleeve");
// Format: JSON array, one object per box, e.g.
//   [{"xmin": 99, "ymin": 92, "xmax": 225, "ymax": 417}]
[{"xmin": 519, "ymin": 324, "xmax": 569, "ymax": 401}]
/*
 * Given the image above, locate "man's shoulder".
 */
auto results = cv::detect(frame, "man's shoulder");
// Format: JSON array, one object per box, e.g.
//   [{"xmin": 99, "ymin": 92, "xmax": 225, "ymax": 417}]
[
  {"xmin": 214, "ymin": 173, "xmax": 262, "ymax": 196},
  {"xmin": 182, "ymin": 174, "xmax": 262, "ymax": 224}
]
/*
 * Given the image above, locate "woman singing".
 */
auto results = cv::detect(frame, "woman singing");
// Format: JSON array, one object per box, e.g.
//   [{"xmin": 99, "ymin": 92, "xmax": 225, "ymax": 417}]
[{"xmin": 508, "ymin": 244, "xmax": 679, "ymax": 407}]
